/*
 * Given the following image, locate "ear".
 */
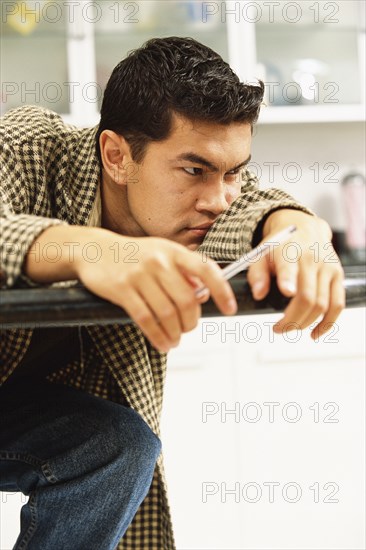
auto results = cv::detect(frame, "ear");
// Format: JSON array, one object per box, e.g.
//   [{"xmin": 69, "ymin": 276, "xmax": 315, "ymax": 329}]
[{"xmin": 99, "ymin": 130, "xmax": 132, "ymax": 186}]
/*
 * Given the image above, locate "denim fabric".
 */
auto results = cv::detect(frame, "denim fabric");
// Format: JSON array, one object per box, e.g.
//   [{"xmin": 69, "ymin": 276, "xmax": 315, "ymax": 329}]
[{"xmin": 0, "ymin": 376, "xmax": 161, "ymax": 550}]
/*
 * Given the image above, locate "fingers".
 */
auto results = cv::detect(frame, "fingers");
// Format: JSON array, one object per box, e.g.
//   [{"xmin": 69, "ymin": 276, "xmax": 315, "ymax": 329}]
[
  {"xmin": 275, "ymin": 261, "xmax": 299, "ymax": 298},
  {"xmin": 273, "ymin": 261, "xmax": 345, "ymax": 338},
  {"xmin": 310, "ymin": 270, "xmax": 345, "ymax": 340},
  {"xmin": 185, "ymin": 274, "xmax": 211, "ymax": 304},
  {"xmin": 78, "ymin": 235, "xmax": 236, "ymax": 352},
  {"xmin": 177, "ymin": 254, "xmax": 237, "ymax": 315},
  {"xmin": 251, "ymin": 216, "xmax": 345, "ymax": 339},
  {"xmin": 247, "ymin": 240, "xmax": 299, "ymax": 301},
  {"xmin": 301, "ymin": 269, "xmax": 331, "ymax": 330},
  {"xmin": 118, "ymin": 288, "xmax": 176, "ymax": 353},
  {"xmin": 247, "ymin": 219, "xmax": 346, "ymax": 341},
  {"xmin": 154, "ymin": 270, "xmax": 203, "ymax": 333},
  {"xmin": 116, "ymin": 251, "xmax": 236, "ymax": 353},
  {"xmin": 134, "ymin": 276, "xmax": 185, "ymax": 347},
  {"xmin": 130, "ymin": 268, "xmax": 209, "ymax": 352},
  {"xmin": 273, "ymin": 254, "xmax": 316, "ymax": 333},
  {"xmin": 247, "ymin": 256, "xmax": 271, "ymax": 300}
]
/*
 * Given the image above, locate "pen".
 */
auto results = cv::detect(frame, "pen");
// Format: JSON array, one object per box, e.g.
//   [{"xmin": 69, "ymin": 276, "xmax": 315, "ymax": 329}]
[{"xmin": 195, "ymin": 224, "xmax": 297, "ymax": 299}]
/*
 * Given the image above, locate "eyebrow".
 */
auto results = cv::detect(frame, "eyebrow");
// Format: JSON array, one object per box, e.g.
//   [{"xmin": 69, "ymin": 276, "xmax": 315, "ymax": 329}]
[{"xmin": 173, "ymin": 153, "xmax": 252, "ymax": 173}]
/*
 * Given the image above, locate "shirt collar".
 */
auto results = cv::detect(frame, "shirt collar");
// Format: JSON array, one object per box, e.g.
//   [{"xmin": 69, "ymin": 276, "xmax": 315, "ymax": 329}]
[
  {"xmin": 65, "ymin": 125, "xmax": 101, "ymax": 227},
  {"xmin": 86, "ymin": 180, "xmax": 102, "ymax": 227}
]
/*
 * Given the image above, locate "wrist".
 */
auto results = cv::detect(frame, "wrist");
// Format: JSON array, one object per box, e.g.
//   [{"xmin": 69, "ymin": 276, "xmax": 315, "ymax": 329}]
[
  {"xmin": 72, "ymin": 226, "xmax": 114, "ymax": 277},
  {"xmin": 262, "ymin": 208, "xmax": 317, "ymax": 238}
]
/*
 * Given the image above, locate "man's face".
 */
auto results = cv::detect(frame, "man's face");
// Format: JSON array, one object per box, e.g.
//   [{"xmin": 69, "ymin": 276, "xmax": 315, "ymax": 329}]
[{"xmin": 114, "ymin": 114, "xmax": 252, "ymax": 250}]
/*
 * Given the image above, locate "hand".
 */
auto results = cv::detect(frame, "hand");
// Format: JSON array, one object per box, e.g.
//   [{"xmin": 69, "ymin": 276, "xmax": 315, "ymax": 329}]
[
  {"xmin": 247, "ymin": 209, "xmax": 346, "ymax": 339},
  {"xmin": 75, "ymin": 231, "xmax": 237, "ymax": 352}
]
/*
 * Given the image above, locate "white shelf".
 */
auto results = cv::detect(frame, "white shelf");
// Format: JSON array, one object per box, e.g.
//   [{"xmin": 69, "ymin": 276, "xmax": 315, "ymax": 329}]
[
  {"xmin": 61, "ymin": 105, "xmax": 366, "ymax": 129},
  {"xmin": 62, "ymin": 104, "xmax": 365, "ymax": 129},
  {"xmin": 258, "ymin": 104, "xmax": 365, "ymax": 124}
]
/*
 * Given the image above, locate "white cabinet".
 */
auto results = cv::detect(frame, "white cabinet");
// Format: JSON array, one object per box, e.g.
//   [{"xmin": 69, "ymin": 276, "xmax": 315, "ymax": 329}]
[
  {"xmin": 0, "ymin": 492, "xmax": 28, "ymax": 550},
  {"xmin": 253, "ymin": 0, "xmax": 365, "ymax": 123},
  {"xmin": 161, "ymin": 307, "xmax": 365, "ymax": 549},
  {"xmin": 1, "ymin": 1, "xmax": 364, "ymax": 125},
  {"xmin": 0, "ymin": 0, "xmax": 228, "ymax": 126},
  {"xmin": 161, "ymin": 343, "xmax": 243, "ymax": 549},
  {"xmin": 1, "ymin": 308, "xmax": 364, "ymax": 549}
]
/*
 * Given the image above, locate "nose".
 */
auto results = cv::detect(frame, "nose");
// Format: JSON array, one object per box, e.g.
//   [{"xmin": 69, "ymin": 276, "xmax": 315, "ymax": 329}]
[{"xmin": 195, "ymin": 177, "xmax": 229, "ymax": 216}]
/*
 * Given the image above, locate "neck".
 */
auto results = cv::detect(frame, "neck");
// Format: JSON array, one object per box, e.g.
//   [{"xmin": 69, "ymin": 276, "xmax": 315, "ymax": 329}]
[{"xmin": 100, "ymin": 170, "xmax": 143, "ymax": 237}]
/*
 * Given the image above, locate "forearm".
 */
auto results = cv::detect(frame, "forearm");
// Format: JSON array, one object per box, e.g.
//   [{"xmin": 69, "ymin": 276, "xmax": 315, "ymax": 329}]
[{"xmin": 23, "ymin": 224, "xmax": 113, "ymax": 284}]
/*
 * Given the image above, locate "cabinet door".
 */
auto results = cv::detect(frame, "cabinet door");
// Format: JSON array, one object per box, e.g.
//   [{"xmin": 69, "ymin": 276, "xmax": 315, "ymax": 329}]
[
  {"xmin": 0, "ymin": 1, "xmax": 98, "ymax": 125},
  {"xmin": 232, "ymin": 308, "xmax": 365, "ymax": 549},
  {"xmin": 161, "ymin": 318, "xmax": 244, "ymax": 549},
  {"xmin": 0, "ymin": 492, "xmax": 27, "ymax": 550},
  {"xmin": 1, "ymin": 2, "xmax": 70, "ymax": 116},
  {"xmin": 161, "ymin": 308, "xmax": 365, "ymax": 549},
  {"xmin": 92, "ymin": 1, "xmax": 229, "ymax": 109},
  {"xmin": 253, "ymin": 0, "xmax": 365, "ymax": 122}
]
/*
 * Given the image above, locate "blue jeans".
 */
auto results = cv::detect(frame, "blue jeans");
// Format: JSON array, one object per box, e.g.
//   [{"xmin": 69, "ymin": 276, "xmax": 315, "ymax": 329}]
[{"xmin": 0, "ymin": 375, "xmax": 161, "ymax": 550}]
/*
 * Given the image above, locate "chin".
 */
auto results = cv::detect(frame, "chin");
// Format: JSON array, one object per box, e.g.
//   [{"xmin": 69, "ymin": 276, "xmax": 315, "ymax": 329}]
[
  {"xmin": 185, "ymin": 242, "xmax": 200, "ymax": 251},
  {"xmin": 173, "ymin": 232, "xmax": 204, "ymax": 250}
]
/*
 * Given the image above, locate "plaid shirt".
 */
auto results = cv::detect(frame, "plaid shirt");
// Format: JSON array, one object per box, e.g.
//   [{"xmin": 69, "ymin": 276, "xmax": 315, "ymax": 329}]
[{"xmin": 0, "ymin": 106, "xmax": 312, "ymax": 549}]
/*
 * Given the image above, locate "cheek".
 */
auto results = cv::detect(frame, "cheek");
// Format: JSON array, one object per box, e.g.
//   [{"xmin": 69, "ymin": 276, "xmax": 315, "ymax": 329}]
[
  {"xmin": 226, "ymin": 183, "xmax": 242, "ymax": 205},
  {"xmin": 168, "ymin": 178, "xmax": 196, "ymax": 206}
]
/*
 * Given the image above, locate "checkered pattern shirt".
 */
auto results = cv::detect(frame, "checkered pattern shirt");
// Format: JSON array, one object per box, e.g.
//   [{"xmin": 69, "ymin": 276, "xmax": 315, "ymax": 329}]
[{"xmin": 0, "ymin": 106, "xmax": 312, "ymax": 549}]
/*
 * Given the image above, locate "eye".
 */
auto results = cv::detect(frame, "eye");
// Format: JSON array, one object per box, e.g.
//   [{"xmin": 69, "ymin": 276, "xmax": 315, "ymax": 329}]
[
  {"xmin": 183, "ymin": 167, "xmax": 203, "ymax": 176},
  {"xmin": 226, "ymin": 167, "xmax": 241, "ymax": 176},
  {"xmin": 224, "ymin": 168, "xmax": 242, "ymax": 181}
]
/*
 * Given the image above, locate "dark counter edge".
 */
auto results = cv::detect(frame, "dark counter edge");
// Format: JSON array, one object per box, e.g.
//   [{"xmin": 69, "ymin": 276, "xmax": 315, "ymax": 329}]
[{"xmin": 1, "ymin": 266, "xmax": 365, "ymax": 329}]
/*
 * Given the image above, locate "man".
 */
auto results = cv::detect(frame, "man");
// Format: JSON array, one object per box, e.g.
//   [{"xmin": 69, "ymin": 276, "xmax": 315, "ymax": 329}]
[{"xmin": 0, "ymin": 37, "xmax": 344, "ymax": 549}]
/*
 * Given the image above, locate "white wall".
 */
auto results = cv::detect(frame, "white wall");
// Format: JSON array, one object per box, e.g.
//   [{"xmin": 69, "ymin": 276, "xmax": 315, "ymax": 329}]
[{"xmin": 251, "ymin": 121, "xmax": 365, "ymax": 230}]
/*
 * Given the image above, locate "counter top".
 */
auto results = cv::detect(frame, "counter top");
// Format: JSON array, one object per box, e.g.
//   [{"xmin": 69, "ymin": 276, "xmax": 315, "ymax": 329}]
[{"xmin": 1, "ymin": 266, "xmax": 364, "ymax": 329}]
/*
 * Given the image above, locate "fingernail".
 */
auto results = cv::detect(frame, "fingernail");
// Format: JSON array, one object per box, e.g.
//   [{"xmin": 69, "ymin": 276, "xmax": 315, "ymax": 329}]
[
  {"xmin": 227, "ymin": 298, "xmax": 237, "ymax": 313},
  {"xmin": 282, "ymin": 280, "xmax": 297, "ymax": 294},
  {"xmin": 252, "ymin": 281, "xmax": 265, "ymax": 298}
]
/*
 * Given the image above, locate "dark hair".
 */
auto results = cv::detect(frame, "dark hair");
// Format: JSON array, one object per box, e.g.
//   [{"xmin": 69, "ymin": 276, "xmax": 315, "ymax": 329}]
[{"xmin": 96, "ymin": 36, "xmax": 264, "ymax": 163}]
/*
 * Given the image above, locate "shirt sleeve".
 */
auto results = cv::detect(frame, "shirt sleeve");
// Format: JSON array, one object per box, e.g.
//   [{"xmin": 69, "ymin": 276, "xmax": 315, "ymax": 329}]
[
  {"xmin": 197, "ymin": 169, "xmax": 315, "ymax": 261},
  {"xmin": 0, "ymin": 139, "xmax": 70, "ymax": 289}
]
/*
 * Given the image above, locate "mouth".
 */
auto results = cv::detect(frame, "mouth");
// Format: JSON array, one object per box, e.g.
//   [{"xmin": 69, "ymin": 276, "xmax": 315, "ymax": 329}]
[
  {"xmin": 186, "ymin": 227, "xmax": 211, "ymax": 237},
  {"xmin": 187, "ymin": 223, "xmax": 214, "ymax": 235}
]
